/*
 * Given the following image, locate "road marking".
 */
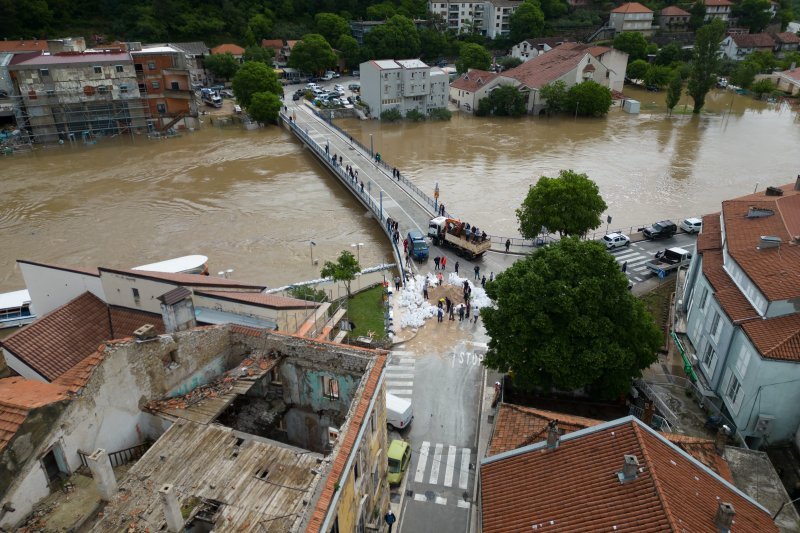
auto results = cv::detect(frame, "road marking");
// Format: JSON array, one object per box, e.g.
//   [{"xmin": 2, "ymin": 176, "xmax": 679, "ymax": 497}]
[
  {"xmin": 459, "ymin": 449, "xmax": 471, "ymax": 490},
  {"xmin": 399, "ymin": 357, "xmax": 415, "ymax": 364},
  {"xmin": 388, "ymin": 389, "xmax": 413, "ymax": 396},
  {"xmin": 414, "ymin": 494, "xmax": 427, "ymax": 502},
  {"xmin": 429, "ymin": 443, "xmax": 443, "ymax": 484},
  {"xmin": 457, "ymin": 500, "xmax": 471, "ymax": 509},
  {"xmin": 387, "ymin": 381, "xmax": 414, "ymax": 387},
  {"xmin": 444, "ymin": 445, "xmax": 456, "ymax": 487},
  {"xmin": 415, "ymin": 441, "xmax": 430, "ymax": 483},
  {"xmin": 386, "ymin": 373, "xmax": 414, "ymax": 379},
  {"xmin": 613, "ymin": 251, "xmax": 639, "ymax": 261},
  {"xmin": 435, "ymin": 496, "xmax": 447, "ymax": 506},
  {"xmin": 392, "ymin": 350, "xmax": 413, "ymax": 356},
  {"xmin": 633, "ymin": 276, "xmax": 643, "ymax": 281}
]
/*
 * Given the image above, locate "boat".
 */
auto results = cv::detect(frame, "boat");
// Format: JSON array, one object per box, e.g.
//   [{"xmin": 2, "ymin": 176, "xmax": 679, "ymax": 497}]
[
  {"xmin": 0, "ymin": 289, "xmax": 36, "ymax": 329},
  {"xmin": 133, "ymin": 255, "xmax": 209, "ymax": 275}
]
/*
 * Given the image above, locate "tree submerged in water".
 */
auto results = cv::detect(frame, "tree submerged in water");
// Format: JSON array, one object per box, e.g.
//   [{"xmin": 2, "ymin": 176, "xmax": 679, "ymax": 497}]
[{"xmin": 320, "ymin": 250, "xmax": 361, "ymax": 298}]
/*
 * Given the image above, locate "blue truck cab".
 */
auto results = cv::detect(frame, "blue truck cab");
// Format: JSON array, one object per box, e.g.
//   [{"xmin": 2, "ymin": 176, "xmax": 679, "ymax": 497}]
[{"xmin": 407, "ymin": 230, "xmax": 429, "ymax": 261}]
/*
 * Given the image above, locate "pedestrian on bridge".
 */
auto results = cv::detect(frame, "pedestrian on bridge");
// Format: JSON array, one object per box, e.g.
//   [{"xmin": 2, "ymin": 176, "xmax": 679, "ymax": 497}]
[
  {"xmin": 439, "ymin": 203, "xmax": 445, "ymax": 216},
  {"xmin": 394, "ymin": 276, "xmax": 401, "ymax": 291},
  {"xmin": 474, "ymin": 265, "xmax": 480, "ymax": 280},
  {"xmin": 505, "ymin": 239, "xmax": 511, "ymax": 253},
  {"xmin": 473, "ymin": 303, "xmax": 480, "ymax": 323},
  {"xmin": 433, "ymin": 256, "xmax": 440, "ymax": 270},
  {"xmin": 481, "ymin": 275, "xmax": 486, "ymax": 288},
  {"xmin": 622, "ymin": 261, "xmax": 628, "ymax": 273},
  {"xmin": 441, "ymin": 255, "xmax": 447, "ymax": 270},
  {"xmin": 403, "ymin": 238, "xmax": 408, "ymax": 254},
  {"xmin": 445, "ymin": 297, "xmax": 452, "ymax": 314},
  {"xmin": 423, "ymin": 283, "xmax": 429, "ymax": 300},
  {"xmin": 457, "ymin": 304, "xmax": 465, "ymax": 322},
  {"xmin": 437, "ymin": 306, "xmax": 444, "ymax": 323},
  {"xmin": 454, "ymin": 261, "xmax": 459, "ymax": 274}
]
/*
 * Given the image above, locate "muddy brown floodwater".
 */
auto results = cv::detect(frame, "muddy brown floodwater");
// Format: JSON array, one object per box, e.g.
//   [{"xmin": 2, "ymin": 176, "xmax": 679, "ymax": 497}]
[{"xmin": 0, "ymin": 87, "xmax": 798, "ymax": 292}]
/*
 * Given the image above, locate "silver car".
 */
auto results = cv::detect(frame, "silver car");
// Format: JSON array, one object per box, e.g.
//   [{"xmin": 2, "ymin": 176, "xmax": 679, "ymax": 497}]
[
  {"xmin": 680, "ymin": 217, "xmax": 703, "ymax": 233},
  {"xmin": 602, "ymin": 232, "xmax": 630, "ymax": 249}
]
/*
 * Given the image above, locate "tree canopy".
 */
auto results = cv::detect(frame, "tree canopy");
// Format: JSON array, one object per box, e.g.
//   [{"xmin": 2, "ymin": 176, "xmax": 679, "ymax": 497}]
[
  {"xmin": 626, "ymin": 59, "xmax": 649, "ymax": 80},
  {"xmin": 337, "ymin": 34, "xmax": 364, "ymax": 69},
  {"xmin": 242, "ymin": 45, "xmax": 275, "ymax": 65},
  {"xmin": 232, "ymin": 61, "xmax": 282, "ymax": 108},
  {"xmin": 539, "ymin": 80, "xmax": 567, "ymax": 115},
  {"xmin": 247, "ymin": 91, "xmax": 283, "ymax": 124},
  {"xmin": 364, "ymin": 15, "xmax": 421, "ymax": 59},
  {"xmin": 733, "ymin": 0, "xmax": 773, "ymax": 33},
  {"xmin": 517, "ymin": 170, "xmax": 607, "ymax": 238},
  {"xmin": 205, "ymin": 53, "xmax": 240, "ymax": 81},
  {"xmin": 314, "ymin": 12, "xmax": 351, "ymax": 45},
  {"xmin": 320, "ymin": 250, "xmax": 361, "ymax": 298},
  {"xmin": 455, "ymin": 43, "xmax": 492, "ymax": 73},
  {"xmin": 509, "ymin": 0, "xmax": 546, "ymax": 43},
  {"xmin": 688, "ymin": 19, "xmax": 725, "ymax": 113},
  {"xmin": 482, "ymin": 238, "xmax": 662, "ymax": 399},
  {"xmin": 289, "ymin": 34, "xmax": 337, "ymax": 74},
  {"xmin": 476, "ymin": 85, "xmax": 527, "ymax": 117},
  {"xmin": 644, "ymin": 64, "xmax": 673, "ymax": 88},
  {"xmin": 665, "ymin": 71, "xmax": 683, "ymax": 114},
  {"xmin": 565, "ymin": 81, "xmax": 612, "ymax": 117},
  {"xmin": 612, "ymin": 32, "xmax": 648, "ymax": 62}
]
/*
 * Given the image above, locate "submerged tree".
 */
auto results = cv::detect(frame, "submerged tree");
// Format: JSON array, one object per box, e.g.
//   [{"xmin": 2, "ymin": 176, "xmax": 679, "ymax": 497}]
[
  {"xmin": 320, "ymin": 250, "xmax": 361, "ymax": 298},
  {"xmin": 688, "ymin": 19, "xmax": 725, "ymax": 113}
]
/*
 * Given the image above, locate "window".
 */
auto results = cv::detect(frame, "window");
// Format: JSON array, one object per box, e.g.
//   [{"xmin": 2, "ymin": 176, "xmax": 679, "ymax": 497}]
[
  {"xmin": 98, "ymin": 85, "xmax": 109, "ymax": 94},
  {"xmin": 710, "ymin": 311, "xmax": 721, "ymax": 339},
  {"xmin": 115, "ymin": 65, "xmax": 124, "ymax": 73},
  {"xmin": 371, "ymin": 450, "xmax": 381, "ymax": 490},
  {"xmin": 270, "ymin": 367, "xmax": 282, "ymax": 384},
  {"xmin": 702, "ymin": 343, "xmax": 716, "ymax": 373},
  {"xmin": 151, "ymin": 80, "xmax": 160, "ymax": 89},
  {"xmin": 148, "ymin": 61, "xmax": 156, "ymax": 70},
  {"xmin": 132, "ymin": 287, "xmax": 140, "ymax": 304},
  {"xmin": 699, "ymin": 287, "xmax": 709, "ymax": 310},
  {"xmin": 322, "ymin": 376, "xmax": 339, "ymax": 399},
  {"xmin": 370, "ymin": 409, "xmax": 376, "ymax": 433},
  {"xmin": 156, "ymin": 103, "xmax": 167, "ymax": 113},
  {"xmin": 120, "ymin": 84, "xmax": 128, "ymax": 93},
  {"xmin": 726, "ymin": 373, "xmax": 741, "ymax": 406},
  {"xmin": 735, "ymin": 346, "xmax": 751, "ymax": 378},
  {"xmin": 39, "ymin": 68, "xmax": 49, "ymax": 77},
  {"xmin": 94, "ymin": 66, "xmax": 102, "ymax": 74},
  {"xmin": 46, "ymin": 90, "xmax": 55, "ymax": 96}
]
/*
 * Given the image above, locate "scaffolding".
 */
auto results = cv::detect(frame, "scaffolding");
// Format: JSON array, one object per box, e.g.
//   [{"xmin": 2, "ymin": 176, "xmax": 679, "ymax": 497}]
[{"xmin": 10, "ymin": 88, "xmax": 153, "ymax": 146}]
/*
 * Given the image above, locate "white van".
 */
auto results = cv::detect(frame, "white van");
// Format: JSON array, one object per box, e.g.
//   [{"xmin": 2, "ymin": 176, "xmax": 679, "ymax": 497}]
[{"xmin": 386, "ymin": 393, "xmax": 413, "ymax": 430}]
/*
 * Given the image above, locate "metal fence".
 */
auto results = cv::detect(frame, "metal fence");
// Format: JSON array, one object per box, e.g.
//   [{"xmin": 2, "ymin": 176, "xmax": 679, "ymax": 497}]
[
  {"xmin": 634, "ymin": 378, "xmax": 682, "ymax": 430},
  {"xmin": 282, "ymin": 112, "xmax": 407, "ymax": 284},
  {"xmin": 629, "ymin": 404, "xmax": 672, "ymax": 432},
  {"xmin": 78, "ymin": 442, "xmax": 150, "ymax": 469}
]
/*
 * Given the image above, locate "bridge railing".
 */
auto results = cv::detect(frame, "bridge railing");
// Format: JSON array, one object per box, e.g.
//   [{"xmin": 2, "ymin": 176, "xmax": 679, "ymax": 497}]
[{"xmin": 282, "ymin": 113, "xmax": 408, "ymax": 283}]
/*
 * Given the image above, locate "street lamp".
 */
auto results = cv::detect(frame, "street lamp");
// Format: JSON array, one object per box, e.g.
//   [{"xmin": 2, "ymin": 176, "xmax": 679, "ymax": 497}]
[
  {"xmin": 369, "ymin": 133, "xmax": 374, "ymax": 158},
  {"xmin": 310, "ymin": 240, "xmax": 317, "ymax": 265},
  {"xmin": 351, "ymin": 242, "xmax": 364, "ymax": 264}
]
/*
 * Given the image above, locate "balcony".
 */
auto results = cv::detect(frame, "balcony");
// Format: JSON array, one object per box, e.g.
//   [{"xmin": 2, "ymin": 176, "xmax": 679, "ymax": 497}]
[{"xmin": 163, "ymin": 89, "xmax": 193, "ymax": 99}]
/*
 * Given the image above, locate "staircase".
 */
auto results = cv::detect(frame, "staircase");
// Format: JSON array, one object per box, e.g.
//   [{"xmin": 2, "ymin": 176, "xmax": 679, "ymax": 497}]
[
  {"xmin": 315, "ymin": 307, "xmax": 348, "ymax": 342},
  {"xmin": 160, "ymin": 111, "xmax": 188, "ymax": 132},
  {"xmin": 294, "ymin": 302, "xmax": 331, "ymax": 338}
]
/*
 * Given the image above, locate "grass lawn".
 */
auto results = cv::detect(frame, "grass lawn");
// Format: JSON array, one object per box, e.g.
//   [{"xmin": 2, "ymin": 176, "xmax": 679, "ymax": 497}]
[
  {"xmin": 347, "ymin": 285, "xmax": 387, "ymax": 341},
  {"xmin": 640, "ymin": 277, "xmax": 676, "ymax": 337}
]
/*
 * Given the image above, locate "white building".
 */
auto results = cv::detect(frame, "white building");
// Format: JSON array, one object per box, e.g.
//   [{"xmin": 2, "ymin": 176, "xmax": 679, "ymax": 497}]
[
  {"xmin": 705, "ymin": 0, "xmax": 733, "ymax": 22},
  {"xmin": 608, "ymin": 2, "xmax": 654, "ymax": 35},
  {"xmin": 427, "ymin": 0, "xmax": 522, "ymax": 38},
  {"xmin": 359, "ymin": 59, "xmax": 448, "ymax": 117},
  {"xmin": 510, "ymin": 38, "xmax": 574, "ymax": 62},
  {"xmin": 681, "ymin": 180, "xmax": 800, "ymax": 448}
]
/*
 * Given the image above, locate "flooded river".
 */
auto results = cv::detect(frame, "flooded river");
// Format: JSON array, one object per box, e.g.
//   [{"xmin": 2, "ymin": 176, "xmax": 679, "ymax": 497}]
[{"xmin": 1, "ymin": 87, "xmax": 798, "ymax": 292}]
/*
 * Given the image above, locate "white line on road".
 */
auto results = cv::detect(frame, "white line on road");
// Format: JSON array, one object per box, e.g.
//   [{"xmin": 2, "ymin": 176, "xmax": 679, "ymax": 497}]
[
  {"xmin": 388, "ymin": 389, "xmax": 413, "ymax": 396},
  {"xmin": 399, "ymin": 358, "xmax": 415, "ymax": 365},
  {"xmin": 385, "ymin": 373, "xmax": 414, "ymax": 379},
  {"xmin": 444, "ymin": 445, "xmax": 456, "ymax": 487},
  {"xmin": 459, "ymin": 449, "xmax": 471, "ymax": 490},
  {"xmin": 435, "ymin": 496, "xmax": 447, "ymax": 506},
  {"xmin": 457, "ymin": 500, "xmax": 471, "ymax": 509},
  {"xmin": 387, "ymin": 381, "xmax": 414, "ymax": 387},
  {"xmin": 413, "ymin": 494, "xmax": 426, "ymax": 502},
  {"xmin": 634, "ymin": 276, "xmax": 643, "ymax": 281},
  {"xmin": 415, "ymin": 441, "xmax": 430, "ymax": 483},
  {"xmin": 391, "ymin": 351, "xmax": 413, "ymax": 356},
  {"xmin": 429, "ymin": 443, "xmax": 443, "ymax": 484},
  {"xmin": 613, "ymin": 251, "xmax": 640, "ymax": 261}
]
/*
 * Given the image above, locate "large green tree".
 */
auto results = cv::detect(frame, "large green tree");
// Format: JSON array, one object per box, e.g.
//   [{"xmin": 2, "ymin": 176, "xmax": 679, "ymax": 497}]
[
  {"xmin": 565, "ymin": 80, "xmax": 613, "ymax": 117},
  {"xmin": 232, "ymin": 61, "xmax": 283, "ymax": 108},
  {"xmin": 509, "ymin": 0, "xmax": 546, "ymax": 43},
  {"xmin": 315, "ymin": 12, "xmax": 351, "ymax": 44},
  {"xmin": 247, "ymin": 91, "xmax": 283, "ymax": 124},
  {"xmin": 289, "ymin": 34, "xmax": 337, "ymax": 74},
  {"xmin": 337, "ymin": 35, "xmax": 365, "ymax": 69},
  {"xmin": 733, "ymin": 0, "xmax": 773, "ymax": 33},
  {"xmin": 689, "ymin": 0, "xmax": 707, "ymax": 29},
  {"xmin": 320, "ymin": 250, "xmax": 361, "ymax": 298},
  {"xmin": 455, "ymin": 43, "xmax": 492, "ymax": 73},
  {"xmin": 517, "ymin": 170, "xmax": 607, "ymax": 238},
  {"xmin": 205, "ymin": 53, "xmax": 240, "ymax": 81},
  {"xmin": 666, "ymin": 71, "xmax": 683, "ymax": 114},
  {"xmin": 243, "ymin": 45, "xmax": 275, "ymax": 66},
  {"xmin": 476, "ymin": 85, "xmax": 527, "ymax": 117},
  {"xmin": 644, "ymin": 64, "xmax": 674, "ymax": 88},
  {"xmin": 688, "ymin": 19, "xmax": 725, "ymax": 113},
  {"xmin": 626, "ymin": 59, "xmax": 649, "ymax": 80},
  {"xmin": 482, "ymin": 238, "xmax": 662, "ymax": 399},
  {"xmin": 365, "ymin": 15, "xmax": 421, "ymax": 58},
  {"xmin": 612, "ymin": 32, "xmax": 648, "ymax": 62},
  {"xmin": 539, "ymin": 80, "xmax": 567, "ymax": 115}
]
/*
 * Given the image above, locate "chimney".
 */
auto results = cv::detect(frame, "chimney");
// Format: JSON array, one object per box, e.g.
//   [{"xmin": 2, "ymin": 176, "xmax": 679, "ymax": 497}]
[
  {"xmin": 158, "ymin": 287, "xmax": 196, "ymax": 333},
  {"xmin": 133, "ymin": 324, "xmax": 157, "ymax": 341},
  {"xmin": 642, "ymin": 401, "xmax": 655, "ymax": 426},
  {"xmin": 158, "ymin": 484, "xmax": 185, "ymax": 533},
  {"xmin": 546, "ymin": 420, "xmax": 560, "ymax": 450},
  {"xmin": 617, "ymin": 454, "xmax": 639, "ymax": 484},
  {"xmin": 86, "ymin": 449, "xmax": 118, "ymax": 500},
  {"xmin": 715, "ymin": 425, "xmax": 730, "ymax": 455},
  {"xmin": 714, "ymin": 502, "xmax": 735, "ymax": 532}
]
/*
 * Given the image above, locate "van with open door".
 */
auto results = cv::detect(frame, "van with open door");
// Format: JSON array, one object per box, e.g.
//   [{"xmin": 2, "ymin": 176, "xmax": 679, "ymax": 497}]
[{"xmin": 386, "ymin": 393, "xmax": 413, "ymax": 430}]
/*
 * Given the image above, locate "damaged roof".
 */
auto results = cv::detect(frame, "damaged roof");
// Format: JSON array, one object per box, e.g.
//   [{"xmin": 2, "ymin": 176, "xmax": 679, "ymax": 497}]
[{"xmin": 0, "ymin": 377, "xmax": 71, "ymax": 451}]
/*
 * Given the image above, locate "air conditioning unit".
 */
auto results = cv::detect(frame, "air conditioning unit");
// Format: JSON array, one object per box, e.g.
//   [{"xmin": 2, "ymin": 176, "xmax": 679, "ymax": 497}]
[
  {"xmin": 328, "ymin": 427, "xmax": 340, "ymax": 446},
  {"xmin": 754, "ymin": 414, "xmax": 775, "ymax": 436}
]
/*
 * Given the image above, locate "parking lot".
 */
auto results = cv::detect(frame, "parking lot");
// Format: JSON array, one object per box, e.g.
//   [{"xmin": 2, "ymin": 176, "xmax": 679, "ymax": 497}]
[{"xmin": 286, "ymin": 74, "xmax": 361, "ymax": 109}]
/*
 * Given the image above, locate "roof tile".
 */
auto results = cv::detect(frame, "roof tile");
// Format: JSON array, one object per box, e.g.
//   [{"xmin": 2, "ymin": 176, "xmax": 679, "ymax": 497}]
[
  {"xmin": 611, "ymin": 2, "xmax": 653, "ymax": 13},
  {"xmin": 502, "ymin": 43, "xmax": 588, "ymax": 89},
  {"xmin": 449, "ymin": 70, "xmax": 499, "ymax": 92},
  {"xmin": 0, "ymin": 377, "xmax": 71, "ymax": 451}
]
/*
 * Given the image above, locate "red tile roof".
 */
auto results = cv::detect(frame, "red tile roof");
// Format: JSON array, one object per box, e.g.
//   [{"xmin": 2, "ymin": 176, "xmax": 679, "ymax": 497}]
[
  {"xmin": 52, "ymin": 349, "xmax": 106, "ymax": 392},
  {"xmin": 0, "ymin": 377, "xmax": 71, "ymax": 451},
  {"xmin": 732, "ymin": 33, "xmax": 776, "ymax": 48},
  {"xmin": 702, "ymin": 250, "xmax": 760, "ymax": 323},
  {"xmin": 0, "ymin": 40, "xmax": 50, "ymax": 53},
  {"xmin": 503, "ymin": 44, "xmax": 588, "ymax": 89},
  {"xmin": 774, "ymin": 32, "xmax": 800, "ymax": 44},
  {"xmin": 488, "ymin": 404, "xmax": 734, "ymax": 480},
  {"xmin": 661, "ymin": 5, "xmax": 690, "ymax": 15},
  {"xmin": 210, "ymin": 44, "xmax": 244, "ymax": 56},
  {"xmin": 741, "ymin": 313, "xmax": 800, "ymax": 361},
  {"xmin": 0, "ymin": 292, "xmax": 164, "ymax": 381},
  {"xmin": 481, "ymin": 417, "xmax": 777, "ymax": 533},
  {"xmin": 98, "ymin": 267, "xmax": 266, "ymax": 290},
  {"xmin": 261, "ymin": 39, "xmax": 284, "ymax": 50},
  {"xmin": 705, "ymin": 0, "xmax": 732, "ymax": 5},
  {"xmin": 587, "ymin": 45, "xmax": 611, "ymax": 57},
  {"xmin": 611, "ymin": 2, "xmax": 653, "ymax": 13},
  {"xmin": 195, "ymin": 290, "xmax": 319, "ymax": 310},
  {"xmin": 305, "ymin": 351, "xmax": 386, "ymax": 532},
  {"xmin": 449, "ymin": 69, "xmax": 499, "ymax": 92},
  {"xmin": 781, "ymin": 67, "xmax": 800, "ymax": 81}
]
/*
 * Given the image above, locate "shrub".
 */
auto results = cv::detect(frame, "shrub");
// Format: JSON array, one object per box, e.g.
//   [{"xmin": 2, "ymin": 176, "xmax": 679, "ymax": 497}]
[
  {"xmin": 750, "ymin": 78, "xmax": 776, "ymax": 97},
  {"xmin": 380, "ymin": 108, "xmax": 403, "ymax": 121},
  {"xmin": 405, "ymin": 109, "xmax": 426, "ymax": 121},
  {"xmin": 429, "ymin": 107, "xmax": 452, "ymax": 120}
]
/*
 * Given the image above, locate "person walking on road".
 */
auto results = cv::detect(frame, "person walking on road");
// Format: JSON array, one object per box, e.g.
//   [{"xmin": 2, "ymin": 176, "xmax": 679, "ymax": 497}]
[
  {"xmin": 439, "ymin": 203, "xmax": 445, "ymax": 216},
  {"xmin": 437, "ymin": 272, "xmax": 443, "ymax": 286},
  {"xmin": 454, "ymin": 261, "xmax": 459, "ymax": 275},
  {"xmin": 403, "ymin": 238, "xmax": 408, "ymax": 254},
  {"xmin": 441, "ymin": 255, "xmax": 447, "ymax": 271},
  {"xmin": 489, "ymin": 272, "xmax": 494, "ymax": 283},
  {"xmin": 474, "ymin": 265, "xmax": 480, "ymax": 280},
  {"xmin": 622, "ymin": 261, "xmax": 628, "ymax": 273},
  {"xmin": 457, "ymin": 304, "xmax": 465, "ymax": 322},
  {"xmin": 505, "ymin": 239, "xmax": 511, "ymax": 253},
  {"xmin": 473, "ymin": 303, "xmax": 480, "ymax": 323},
  {"xmin": 433, "ymin": 256, "xmax": 440, "ymax": 270},
  {"xmin": 445, "ymin": 297, "xmax": 452, "ymax": 315},
  {"xmin": 437, "ymin": 306, "xmax": 443, "ymax": 323},
  {"xmin": 481, "ymin": 275, "xmax": 486, "ymax": 288},
  {"xmin": 394, "ymin": 276, "xmax": 401, "ymax": 291},
  {"xmin": 423, "ymin": 281, "xmax": 429, "ymax": 300}
]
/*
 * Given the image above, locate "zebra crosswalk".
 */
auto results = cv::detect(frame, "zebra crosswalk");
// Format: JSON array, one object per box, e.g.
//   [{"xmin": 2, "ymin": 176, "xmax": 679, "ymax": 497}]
[
  {"xmin": 408, "ymin": 440, "xmax": 473, "ymax": 509},
  {"xmin": 386, "ymin": 350, "xmax": 415, "ymax": 398},
  {"xmin": 610, "ymin": 243, "xmax": 654, "ymax": 285}
]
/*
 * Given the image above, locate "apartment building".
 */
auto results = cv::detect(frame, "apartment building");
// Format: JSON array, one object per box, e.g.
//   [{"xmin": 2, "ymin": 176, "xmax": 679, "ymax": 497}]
[
  {"xmin": 608, "ymin": 2, "xmax": 655, "ymax": 35},
  {"xmin": 428, "ymin": 0, "xmax": 522, "ymax": 38},
  {"xmin": 360, "ymin": 59, "xmax": 448, "ymax": 117},
  {"xmin": 132, "ymin": 45, "xmax": 198, "ymax": 131}
]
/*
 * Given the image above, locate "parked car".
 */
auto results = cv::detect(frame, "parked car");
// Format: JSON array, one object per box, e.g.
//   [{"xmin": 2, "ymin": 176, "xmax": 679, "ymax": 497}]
[
  {"xmin": 387, "ymin": 439, "xmax": 411, "ymax": 485},
  {"xmin": 348, "ymin": 83, "xmax": 361, "ymax": 91},
  {"xmin": 352, "ymin": 70, "xmax": 360, "ymax": 77},
  {"xmin": 386, "ymin": 393, "xmax": 413, "ymax": 430},
  {"xmin": 305, "ymin": 83, "xmax": 318, "ymax": 91},
  {"xmin": 333, "ymin": 84, "xmax": 344, "ymax": 91},
  {"xmin": 602, "ymin": 232, "xmax": 630, "ymax": 249},
  {"xmin": 234, "ymin": 104, "xmax": 242, "ymax": 114},
  {"xmin": 292, "ymin": 93, "xmax": 302, "ymax": 101},
  {"xmin": 680, "ymin": 217, "xmax": 703, "ymax": 234},
  {"xmin": 643, "ymin": 220, "xmax": 678, "ymax": 240},
  {"xmin": 220, "ymin": 89, "xmax": 234, "ymax": 98}
]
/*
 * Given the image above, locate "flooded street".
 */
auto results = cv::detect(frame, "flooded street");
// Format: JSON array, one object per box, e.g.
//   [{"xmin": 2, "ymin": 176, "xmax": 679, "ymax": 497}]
[{"xmin": 1, "ymin": 87, "xmax": 798, "ymax": 292}]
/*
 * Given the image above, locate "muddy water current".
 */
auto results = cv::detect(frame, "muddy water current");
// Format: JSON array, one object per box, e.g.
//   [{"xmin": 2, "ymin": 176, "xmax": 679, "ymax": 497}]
[{"xmin": 0, "ymin": 87, "xmax": 798, "ymax": 292}]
